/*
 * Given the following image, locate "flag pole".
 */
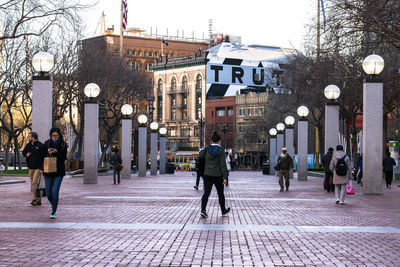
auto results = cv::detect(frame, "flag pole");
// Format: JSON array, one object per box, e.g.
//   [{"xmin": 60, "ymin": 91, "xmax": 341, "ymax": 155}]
[{"xmin": 120, "ymin": 0, "xmax": 123, "ymax": 59}]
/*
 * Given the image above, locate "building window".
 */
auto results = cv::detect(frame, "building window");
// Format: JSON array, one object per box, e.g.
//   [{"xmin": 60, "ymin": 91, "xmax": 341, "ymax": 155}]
[
  {"xmin": 196, "ymin": 74, "xmax": 202, "ymax": 90},
  {"xmin": 238, "ymin": 123, "xmax": 245, "ymax": 133},
  {"xmin": 126, "ymin": 49, "xmax": 130, "ymax": 55},
  {"xmin": 169, "ymin": 126, "xmax": 177, "ymax": 136},
  {"xmin": 182, "ymin": 108, "xmax": 187, "ymax": 120},
  {"xmin": 227, "ymin": 107, "xmax": 234, "ymax": 116},
  {"xmin": 137, "ymin": 50, "xmax": 142, "ymax": 56},
  {"xmin": 155, "ymin": 52, "xmax": 158, "ymax": 57},
  {"xmin": 183, "ymin": 94, "xmax": 187, "ymax": 105},
  {"xmin": 171, "ymin": 110, "xmax": 176, "ymax": 121},
  {"xmin": 182, "ymin": 76, "xmax": 188, "ymax": 91},
  {"xmin": 132, "ymin": 50, "xmax": 136, "ymax": 56},
  {"xmin": 114, "ymin": 49, "xmax": 120, "ymax": 54},
  {"xmin": 149, "ymin": 51, "xmax": 153, "ymax": 57},
  {"xmin": 239, "ymin": 106, "xmax": 246, "ymax": 116},
  {"xmin": 227, "ymin": 123, "xmax": 233, "ymax": 132},
  {"xmin": 171, "ymin": 95, "xmax": 176, "ymax": 106},
  {"xmin": 144, "ymin": 51, "xmax": 148, "ymax": 57},
  {"xmin": 181, "ymin": 126, "xmax": 190, "ymax": 137},
  {"xmin": 216, "ymin": 107, "xmax": 225, "ymax": 117},
  {"xmin": 171, "ymin": 77, "xmax": 176, "ymax": 91}
]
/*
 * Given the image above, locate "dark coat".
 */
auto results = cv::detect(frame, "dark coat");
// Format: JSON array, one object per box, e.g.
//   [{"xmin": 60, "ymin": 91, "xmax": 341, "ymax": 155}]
[
  {"xmin": 383, "ymin": 156, "xmax": 396, "ymax": 172},
  {"xmin": 22, "ymin": 141, "xmax": 45, "ymax": 169},
  {"xmin": 322, "ymin": 152, "xmax": 333, "ymax": 173},
  {"xmin": 110, "ymin": 153, "xmax": 122, "ymax": 168},
  {"xmin": 277, "ymin": 154, "xmax": 294, "ymax": 170},
  {"xmin": 43, "ymin": 138, "xmax": 68, "ymax": 177},
  {"xmin": 197, "ymin": 144, "xmax": 228, "ymax": 179}
]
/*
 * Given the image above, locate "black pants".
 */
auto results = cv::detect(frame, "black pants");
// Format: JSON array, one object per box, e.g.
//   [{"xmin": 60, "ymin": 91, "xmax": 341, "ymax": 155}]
[
  {"xmin": 201, "ymin": 176, "xmax": 226, "ymax": 212},
  {"xmin": 195, "ymin": 172, "xmax": 201, "ymax": 187},
  {"xmin": 113, "ymin": 169, "xmax": 120, "ymax": 184},
  {"xmin": 324, "ymin": 172, "xmax": 334, "ymax": 192},
  {"xmin": 384, "ymin": 171, "xmax": 393, "ymax": 187}
]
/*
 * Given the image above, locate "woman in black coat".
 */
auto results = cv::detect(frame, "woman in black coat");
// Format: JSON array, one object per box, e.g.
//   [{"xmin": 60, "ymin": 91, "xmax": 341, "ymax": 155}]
[{"xmin": 43, "ymin": 128, "xmax": 68, "ymax": 219}]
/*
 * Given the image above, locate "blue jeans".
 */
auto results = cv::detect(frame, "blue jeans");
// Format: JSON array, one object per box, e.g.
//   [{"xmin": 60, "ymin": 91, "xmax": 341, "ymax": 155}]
[{"xmin": 44, "ymin": 176, "xmax": 63, "ymax": 214}]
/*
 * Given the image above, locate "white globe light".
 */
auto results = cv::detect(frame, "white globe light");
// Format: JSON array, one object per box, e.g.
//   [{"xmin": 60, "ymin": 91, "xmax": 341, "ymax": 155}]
[
  {"xmin": 159, "ymin": 127, "xmax": 167, "ymax": 135},
  {"xmin": 284, "ymin": 115, "xmax": 295, "ymax": 126},
  {"xmin": 269, "ymin": 128, "xmax": 277, "ymax": 136},
  {"xmin": 297, "ymin": 105, "xmax": 309, "ymax": 118},
  {"xmin": 32, "ymin": 51, "xmax": 55, "ymax": 73},
  {"xmin": 150, "ymin": 121, "xmax": 159, "ymax": 130},
  {"xmin": 276, "ymin": 123, "xmax": 285, "ymax": 132},
  {"xmin": 121, "ymin": 104, "xmax": 133, "ymax": 116},
  {"xmin": 84, "ymin": 83, "xmax": 101, "ymax": 98},
  {"xmin": 324, "ymin": 85, "xmax": 341, "ymax": 100},
  {"xmin": 138, "ymin": 114, "xmax": 148, "ymax": 124},
  {"xmin": 362, "ymin": 54, "xmax": 384, "ymax": 75}
]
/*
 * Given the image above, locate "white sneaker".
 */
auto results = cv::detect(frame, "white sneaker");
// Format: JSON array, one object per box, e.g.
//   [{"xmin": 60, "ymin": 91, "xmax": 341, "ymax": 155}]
[
  {"xmin": 335, "ymin": 199, "xmax": 340, "ymax": 204},
  {"xmin": 339, "ymin": 201, "xmax": 345, "ymax": 205}
]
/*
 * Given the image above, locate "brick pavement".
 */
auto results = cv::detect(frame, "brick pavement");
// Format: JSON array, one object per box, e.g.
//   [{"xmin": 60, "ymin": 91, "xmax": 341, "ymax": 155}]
[{"xmin": 0, "ymin": 171, "xmax": 399, "ymax": 266}]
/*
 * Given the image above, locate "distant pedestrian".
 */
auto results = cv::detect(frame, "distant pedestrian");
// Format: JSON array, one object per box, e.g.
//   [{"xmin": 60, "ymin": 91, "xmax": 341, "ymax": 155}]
[
  {"xmin": 277, "ymin": 148, "xmax": 294, "ymax": 192},
  {"xmin": 22, "ymin": 132, "xmax": 45, "ymax": 206},
  {"xmin": 193, "ymin": 158, "xmax": 202, "ymax": 190},
  {"xmin": 110, "ymin": 146, "xmax": 123, "ymax": 185},
  {"xmin": 383, "ymin": 151, "xmax": 396, "ymax": 189},
  {"xmin": 197, "ymin": 132, "xmax": 230, "ymax": 218},
  {"xmin": 329, "ymin": 145, "xmax": 351, "ymax": 205},
  {"xmin": 322, "ymin": 147, "xmax": 334, "ymax": 193},
  {"xmin": 356, "ymin": 155, "xmax": 363, "ymax": 184},
  {"xmin": 225, "ymin": 152, "xmax": 231, "ymax": 186},
  {"xmin": 43, "ymin": 128, "xmax": 68, "ymax": 219}
]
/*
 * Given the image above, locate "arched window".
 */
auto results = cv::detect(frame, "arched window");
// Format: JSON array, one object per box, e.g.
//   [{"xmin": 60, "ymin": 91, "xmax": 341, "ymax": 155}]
[
  {"xmin": 182, "ymin": 76, "xmax": 188, "ymax": 91},
  {"xmin": 171, "ymin": 77, "xmax": 176, "ymax": 91},
  {"xmin": 157, "ymin": 79, "xmax": 163, "ymax": 121},
  {"xmin": 196, "ymin": 74, "xmax": 202, "ymax": 90}
]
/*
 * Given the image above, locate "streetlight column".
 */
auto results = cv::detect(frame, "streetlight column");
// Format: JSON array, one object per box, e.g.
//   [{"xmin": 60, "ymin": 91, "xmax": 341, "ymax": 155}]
[
  {"xmin": 269, "ymin": 128, "xmax": 277, "ymax": 175},
  {"xmin": 362, "ymin": 54, "xmax": 385, "ymax": 195},
  {"xmin": 297, "ymin": 106, "xmax": 309, "ymax": 181},
  {"xmin": 121, "ymin": 104, "xmax": 133, "ymax": 180},
  {"xmin": 83, "ymin": 83, "xmax": 101, "ymax": 184},
  {"xmin": 150, "ymin": 122, "xmax": 159, "ymax": 175},
  {"xmin": 276, "ymin": 123, "xmax": 285, "ymax": 160},
  {"xmin": 138, "ymin": 114, "xmax": 148, "ymax": 177},
  {"xmin": 159, "ymin": 127, "xmax": 167, "ymax": 174},
  {"xmin": 324, "ymin": 85, "xmax": 341, "ymax": 154},
  {"xmin": 285, "ymin": 116, "xmax": 295, "ymax": 179},
  {"xmin": 31, "ymin": 52, "xmax": 54, "ymax": 141}
]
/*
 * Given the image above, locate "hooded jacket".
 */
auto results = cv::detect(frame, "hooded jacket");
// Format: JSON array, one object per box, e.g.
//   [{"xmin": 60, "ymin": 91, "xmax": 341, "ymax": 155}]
[
  {"xmin": 329, "ymin": 150, "xmax": 351, "ymax": 184},
  {"xmin": 197, "ymin": 144, "xmax": 228, "ymax": 179}
]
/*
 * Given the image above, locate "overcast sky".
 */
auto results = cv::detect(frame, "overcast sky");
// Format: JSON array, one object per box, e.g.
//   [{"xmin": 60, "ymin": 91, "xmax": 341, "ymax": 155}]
[{"xmin": 82, "ymin": 0, "xmax": 316, "ymax": 51}]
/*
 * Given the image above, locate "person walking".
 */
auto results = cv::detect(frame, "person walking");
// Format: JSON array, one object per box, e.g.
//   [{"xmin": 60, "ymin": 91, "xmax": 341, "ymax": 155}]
[
  {"xmin": 277, "ymin": 148, "xmax": 294, "ymax": 192},
  {"xmin": 110, "ymin": 146, "xmax": 122, "ymax": 184},
  {"xmin": 329, "ymin": 145, "xmax": 351, "ymax": 205},
  {"xmin": 197, "ymin": 132, "xmax": 230, "ymax": 218},
  {"xmin": 322, "ymin": 147, "xmax": 334, "ymax": 193},
  {"xmin": 225, "ymin": 152, "xmax": 231, "ymax": 186},
  {"xmin": 194, "ymin": 157, "xmax": 203, "ymax": 190},
  {"xmin": 383, "ymin": 151, "xmax": 396, "ymax": 189},
  {"xmin": 43, "ymin": 128, "xmax": 68, "ymax": 219},
  {"xmin": 22, "ymin": 132, "xmax": 45, "ymax": 206}
]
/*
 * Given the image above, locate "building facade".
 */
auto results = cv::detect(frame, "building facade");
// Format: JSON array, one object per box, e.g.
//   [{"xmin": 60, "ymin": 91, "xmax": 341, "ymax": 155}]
[
  {"xmin": 235, "ymin": 92, "xmax": 269, "ymax": 168},
  {"xmin": 152, "ymin": 53, "xmax": 206, "ymax": 152}
]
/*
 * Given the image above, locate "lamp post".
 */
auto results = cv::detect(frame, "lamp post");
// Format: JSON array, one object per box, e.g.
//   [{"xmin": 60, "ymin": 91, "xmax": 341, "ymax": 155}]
[
  {"xmin": 276, "ymin": 123, "xmax": 285, "ymax": 158},
  {"xmin": 138, "ymin": 114, "xmax": 148, "ymax": 177},
  {"xmin": 324, "ymin": 84, "xmax": 340, "ymax": 154},
  {"xmin": 198, "ymin": 115, "xmax": 205, "ymax": 149},
  {"xmin": 297, "ymin": 105, "xmax": 309, "ymax": 181},
  {"xmin": 121, "ymin": 104, "xmax": 133, "ymax": 180},
  {"xmin": 285, "ymin": 115, "xmax": 295, "ymax": 178},
  {"xmin": 150, "ymin": 121, "xmax": 159, "ymax": 175},
  {"xmin": 222, "ymin": 123, "xmax": 228, "ymax": 148},
  {"xmin": 159, "ymin": 127, "xmax": 167, "ymax": 174},
  {"xmin": 362, "ymin": 54, "xmax": 385, "ymax": 195},
  {"xmin": 83, "ymin": 83, "xmax": 101, "ymax": 184},
  {"xmin": 32, "ymin": 51, "xmax": 54, "ymax": 141},
  {"xmin": 269, "ymin": 128, "xmax": 277, "ymax": 175}
]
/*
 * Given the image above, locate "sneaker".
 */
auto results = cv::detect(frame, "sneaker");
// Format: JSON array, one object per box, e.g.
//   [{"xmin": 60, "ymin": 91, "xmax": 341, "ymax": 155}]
[
  {"xmin": 200, "ymin": 211, "xmax": 208, "ymax": 218},
  {"xmin": 35, "ymin": 201, "xmax": 41, "ymax": 206},
  {"xmin": 30, "ymin": 200, "xmax": 36, "ymax": 206},
  {"xmin": 50, "ymin": 212, "xmax": 56, "ymax": 219},
  {"xmin": 222, "ymin": 207, "xmax": 231, "ymax": 215},
  {"xmin": 335, "ymin": 199, "xmax": 340, "ymax": 204},
  {"xmin": 194, "ymin": 186, "xmax": 199, "ymax": 190},
  {"xmin": 339, "ymin": 201, "xmax": 345, "ymax": 205},
  {"xmin": 286, "ymin": 188, "xmax": 289, "ymax": 191}
]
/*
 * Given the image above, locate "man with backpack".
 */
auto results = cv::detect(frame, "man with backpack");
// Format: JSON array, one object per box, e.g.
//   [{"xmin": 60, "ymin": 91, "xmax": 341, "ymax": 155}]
[{"xmin": 329, "ymin": 145, "xmax": 351, "ymax": 205}]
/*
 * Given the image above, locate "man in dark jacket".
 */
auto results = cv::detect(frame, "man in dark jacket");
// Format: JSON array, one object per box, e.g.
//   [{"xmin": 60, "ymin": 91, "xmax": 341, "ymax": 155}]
[
  {"xmin": 22, "ymin": 132, "xmax": 45, "ymax": 206},
  {"xmin": 322, "ymin": 147, "xmax": 334, "ymax": 193},
  {"xmin": 277, "ymin": 148, "xmax": 294, "ymax": 191},
  {"xmin": 383, "ymin": 151, "xmax": 396, "ymax": 189},
  {"xmin": 197, "ymin": 132, "xmax": 230, "ymax": 218},
  {"xmin": 110, "ymin": 146, "xmax": 123, "ymax": 185}
]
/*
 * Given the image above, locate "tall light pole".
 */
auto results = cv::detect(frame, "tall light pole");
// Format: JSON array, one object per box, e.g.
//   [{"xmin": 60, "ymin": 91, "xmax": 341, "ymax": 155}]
[
  {"xmin": 138, "ymin": 114, "xmax": 148, "ymax": 177},
  {"xmin": 121, "ymin": 104, "xmax": 133, "ymax": 180},
  {"xmin": 324, "ymin": 84, "xmax": 341, "ymax": 154},
  {"xmin": 297, "ymin": 105, "xmax": 309, "ymax": 181},
  {"xmin": 269, "ymin": 128, "xmax": 277, "ymax": 175},
  {"xmin": 83, "ymin": 83, "xmax": 101, "ymax": 184},
  {"xmin": 32, "ymin": 52, "xmax": 54, "ymax": 142},
  {"xmin": 198, "ymin": 115, "xmax": 205, "ymax": 149},
  {"xmin": 276, "ymin": 123, "xmax": 285, "ymax": 157},
  {"xmin": 150, "ymin": 121, "xmax": 159, "ymax": 175},
  {"xmin": 285, "ymin": 115, "xmax": 295, "ymax": 178},
  {"xmin": 159, "ymin": 127, "xmax": 167, "ymax": 174},
  {"xmin": 362, "ymin": 54, "xmax": 385, "ymax": 195}
]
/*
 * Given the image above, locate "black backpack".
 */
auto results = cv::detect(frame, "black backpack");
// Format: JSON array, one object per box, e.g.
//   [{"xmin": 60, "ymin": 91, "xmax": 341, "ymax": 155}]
[
  {"xmin": 196, "ymin": 148, "xmax": 207, "ymax": 177},
  {"xmin": 335, "ymin": 156, "xmax": 347, "ymax": 176}
]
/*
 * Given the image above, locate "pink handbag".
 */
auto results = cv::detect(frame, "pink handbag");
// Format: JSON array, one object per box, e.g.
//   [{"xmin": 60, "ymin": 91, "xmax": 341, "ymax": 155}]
[{"xmin": 346, "ymin": 180, "xmax": 355, "ymax": 195}]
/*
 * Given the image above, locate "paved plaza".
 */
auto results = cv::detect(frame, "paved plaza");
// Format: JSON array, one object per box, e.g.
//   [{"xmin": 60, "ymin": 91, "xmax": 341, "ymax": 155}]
[{"xmin": 0, "ymin": 171, "xmax": 399, "ymax": 266}]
